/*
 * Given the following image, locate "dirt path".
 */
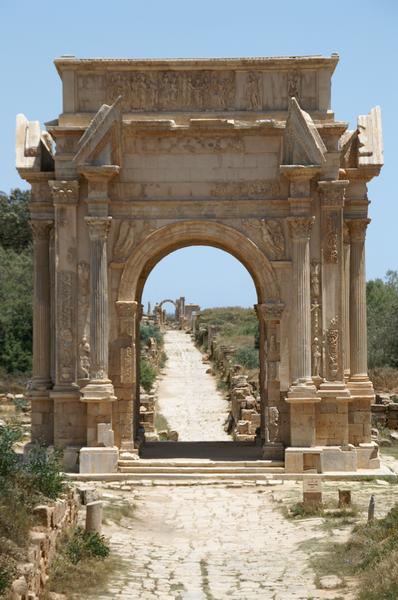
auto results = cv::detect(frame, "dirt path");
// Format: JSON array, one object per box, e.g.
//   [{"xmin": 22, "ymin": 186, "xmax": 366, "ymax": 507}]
[{"xmin": 156, "ymin": 330, "xmax": 230, "ymax": 441}]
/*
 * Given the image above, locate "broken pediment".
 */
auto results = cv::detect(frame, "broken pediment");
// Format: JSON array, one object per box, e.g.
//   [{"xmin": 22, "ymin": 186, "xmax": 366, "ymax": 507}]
[
  {"xmin": 16, "ymin": 114, "xmax": 54, "ymax": 174},
  {"xmin": 282, "ymin": 97, "xmax": 327, "ymax": 166},
  {"xmin": 340, "ymin": 106, "xmax": 383, "ymax": 170},
  {"xmin": 73, "ymin": 96, "xmax": 122, "ymax": 167}
]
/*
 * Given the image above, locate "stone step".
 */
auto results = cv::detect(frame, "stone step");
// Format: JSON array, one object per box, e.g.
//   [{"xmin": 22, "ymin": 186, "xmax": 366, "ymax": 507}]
[
  {"xmin": 116, "ymin": 470, "xmax": 285, "ymax": 478},
  {"xmin": 117, "ymin": 459, "xmax": 284, "ymax": 468}
]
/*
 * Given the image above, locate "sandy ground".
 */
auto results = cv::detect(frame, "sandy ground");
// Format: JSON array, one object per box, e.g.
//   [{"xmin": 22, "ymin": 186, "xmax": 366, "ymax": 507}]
[{"xmin": 156, "ymin": 330, "xmax": 231, "ymax": 441}]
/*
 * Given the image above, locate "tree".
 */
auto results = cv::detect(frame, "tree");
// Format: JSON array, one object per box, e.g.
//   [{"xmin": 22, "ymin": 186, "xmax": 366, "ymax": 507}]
[
  {"xmin": 367, "ymin": 270, "xmax": 398, "ymax": 368},
  {"xmin": 0, "ymin": 189, "xmax": 33, "ymax": 374},
  {"xmin": 0, "ymin": 189, "xmax": 31, "ymax": 252}
]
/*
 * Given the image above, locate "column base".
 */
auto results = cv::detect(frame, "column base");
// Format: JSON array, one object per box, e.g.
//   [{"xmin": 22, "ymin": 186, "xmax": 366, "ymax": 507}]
[
  {"xmin": 28, "ymin": 389, "xmax": 54, "ymax": 445},
  {"xmin": 347, "ymin": 376, "xmax": 375, "ymax": 399},
  {"xmin": 284, "ymin": 443, "xmax": 379, "ymax": 473},
  {"xmin": 80, "ymin": 380, "xmax": 116, "ymax": 403},
  {"xmin": 262, "ymin": 442, "xmax": 284, "ymax": 461},
  {"xmin": 79, "ymin": 446, "xmax": 119, "ymax": 474},
  {"xmin": 50, "ymin": 390, "xmax": 86, "ymax": 449},
  {"xmin": 316, "ymin": 381, "xmax": 351, "ymax": 446},
  {"xmin": 286, "ymin": 384, "xmax": 320, "ymax": 447}
]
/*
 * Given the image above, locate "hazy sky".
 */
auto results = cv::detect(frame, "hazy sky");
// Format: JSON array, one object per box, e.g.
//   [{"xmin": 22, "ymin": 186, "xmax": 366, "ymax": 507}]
[{"xmin": 1, "ymin": 0, "xmax": 397, "ymax": 308}]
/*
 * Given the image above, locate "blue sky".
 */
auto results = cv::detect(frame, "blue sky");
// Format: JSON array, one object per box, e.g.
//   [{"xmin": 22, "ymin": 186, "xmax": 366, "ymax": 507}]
[{"xmin": 1, "ymin": 0, "xmax": 397, "ymax": 308}]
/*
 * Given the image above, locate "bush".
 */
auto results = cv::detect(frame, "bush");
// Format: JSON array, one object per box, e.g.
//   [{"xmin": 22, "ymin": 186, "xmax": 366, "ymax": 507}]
[
  {"xmin": 367, "ymin": 271, "xmax": 398, "ymax": 369},
  {"xmin": 65, "ymin": 527, "xmax": 110, "ymax": 565},
  {"xmin": 234, "ymin": 346, "xmax": 259, "ymax": 369},
  {"xmin": 140, "ymin": 323, "xmax": 163, "ymax": 346},
  {"xmin": 140, "ymin": 358, "xmax": 157, "ymax": 392},
  {"xmin": 0, "ymin": 423, "xmax": 22, "ymax": 478},
  {"xmin": 24, "ymin": 444, "xmax": 65, "ymax": 500}
]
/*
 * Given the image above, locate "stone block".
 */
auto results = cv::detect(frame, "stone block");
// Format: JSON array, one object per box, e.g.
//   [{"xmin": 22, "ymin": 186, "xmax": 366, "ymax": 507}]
[
  {"xmin": 33, "ymin": 505, "xmax": 54, "ymax": 529},
  {"xmin": 79, "ymin": 447, "xmax": 119, "ymax": 474},
  {"xmin": 285, "ymin": 450, "xmax": 304, "ymax": 473}
]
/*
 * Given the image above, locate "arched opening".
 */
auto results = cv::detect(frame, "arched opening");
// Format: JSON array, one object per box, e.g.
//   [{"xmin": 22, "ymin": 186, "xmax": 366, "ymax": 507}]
[{"xmin": 114, "ymin": 220, "xmax": 284, "ymax": 460}]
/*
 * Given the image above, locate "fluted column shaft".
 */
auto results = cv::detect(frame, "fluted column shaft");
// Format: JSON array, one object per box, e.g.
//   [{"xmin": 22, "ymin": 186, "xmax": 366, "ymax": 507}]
[
  {"xmin": 343, "ymin": 223, "xmax": 351, "ymax": 377},
  {"xmin": 349, "ymin": 219, "xmax": 370, "ymax": 378},
  {"xmin": 288, "ymin": 217, "xmax": 315, "ymax": 384},
  {"xmin": 86, "ymin": 217, "xmax": 112, "ymax": 382},
  {"xmin": 31, "ymin": 220, "xmax": 53, "ymax": 389}
]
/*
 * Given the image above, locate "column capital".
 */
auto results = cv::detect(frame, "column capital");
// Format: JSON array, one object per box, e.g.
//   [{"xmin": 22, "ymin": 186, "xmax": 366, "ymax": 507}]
[
  {"xmin": 318, "ymin": 179, "xmax": 349, "ymax": 207},
  {"xmin": 49, "ymin": 180, "xmax": 79, "ymax": 205},
  {"xmin": 347, "ymin": 218, "xmax": 371, "ymax": 242},
  {"xmin": 287, "ymin": 216, "xmax": 315, "ymax": 240},
  {"xmin": 30, "ymin": 219, "xmax": 53, "ymax": 240},
  {"xmin": 255, "ymin": 302, "xmax": 284, "ymax": 322},
  {"xmin": 85, "ymin": 216, "xmax": 112, "ymax": 241},
  {"xmin": 343, "ymin": 220, "xmax": 351, "ymax": 244},
  {"xmin": 116, "ymin": 300, "xmax": 139, "ymax": 319}
]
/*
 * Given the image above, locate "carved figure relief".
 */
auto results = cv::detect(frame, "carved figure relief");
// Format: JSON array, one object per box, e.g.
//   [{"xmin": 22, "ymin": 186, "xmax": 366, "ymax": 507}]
[
  {"xmin": 106, "ymin": 71, "xmax": 235, "ymax": 111},
  {"xmin": 310, "ymin": 261, "xmax": 322, "ymax": 378},
  {"xmin": 77, "ymin": 261, "xmax": 90, "ymax": 349},
  {"xmin": 58, "ymin": 271, "xmax": 75, "ymax": 383},
  {"xmin": 268, "ymin": 406, "xmax": 279, "ymax": 442},
  {"xmin": 287, "ymin": 70, "xmax": 300, "ymax": 99},
  {"xmin": 324, "ymin": 212, "xmax": 339, "ymax": 263},
  {"xmin": 327, "ymin": 316, "xmax": 339, "ymax": 379},
  {"xmin": 246, "ymin": 72, "xmax": 262, "ymax": 109},
  {"xmin": 78, "ymin": 336, "xmax": 90, "ymax": 380},
  {"xmin": 120, "ymin": 346, "xmax": 134, "ymax": 384},
  {"xmin": 243, "ymin": 218, "xmax": 285, "ymax": 259}
]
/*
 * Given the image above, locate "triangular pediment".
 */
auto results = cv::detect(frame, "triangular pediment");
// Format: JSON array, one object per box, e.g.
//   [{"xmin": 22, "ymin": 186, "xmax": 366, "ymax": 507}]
[
  {"xmin": 16, "ymin": 113, "xmax": 54, "ymax": 174},
  {"xmin": 339, "ymin": 106, "xmax": 383, "ymax": 170},
  {"xmin": 283, "ymin": 97, "xmax": 326, "ymax": 166},
  {"xmin": 73, "ymin": 96, "xmax": 122, "ymax": 167}
]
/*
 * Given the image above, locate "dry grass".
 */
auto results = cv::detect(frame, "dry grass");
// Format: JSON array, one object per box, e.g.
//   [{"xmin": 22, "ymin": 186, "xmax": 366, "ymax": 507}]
[
  {"xmin": 369, "ymin": 367, "xmax": 398, "ymax": 394},
  {"xmin": 310, "ymin": 503, "xmax": 398, "ymax": 600}
]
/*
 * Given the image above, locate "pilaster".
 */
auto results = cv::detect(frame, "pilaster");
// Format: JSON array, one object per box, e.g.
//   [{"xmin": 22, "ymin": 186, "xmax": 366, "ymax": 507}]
[{"xmin": 316, "ymin": 180, "xmax": 351, "ymax": 446}]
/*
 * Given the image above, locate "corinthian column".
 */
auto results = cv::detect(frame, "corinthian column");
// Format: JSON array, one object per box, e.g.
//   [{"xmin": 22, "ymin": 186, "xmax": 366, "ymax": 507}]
[
  {"xmin": 348, "ymin": 219, "xmax": 371, "ymax": 380},
  {"xmin": 286, "ymin": 216, "xmax": 319, "ymax": 448},
  {"xmin": 287, "ymin": 217, "xmax": 316, "ymax": 387},
  {"xmin": 81, "ymin": 217, "xmax": 115, "ymax": 402},
  {"xmin": 30, "ymin": 220, "xmax": 53, "ymax": 390}
]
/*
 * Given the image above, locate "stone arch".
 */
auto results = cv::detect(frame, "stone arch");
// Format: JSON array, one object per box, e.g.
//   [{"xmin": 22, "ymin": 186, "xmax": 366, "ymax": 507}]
[
  {"xmin": 158, "ymin": 299, "xmax": 177, "ymax": 309},
  {"xmin": 118, "ymin": 220, "xmax": 280, "ymax": 304},
  {"xmin": 112, "ymin": 220, "xmax": 284, "ymax": 452}
]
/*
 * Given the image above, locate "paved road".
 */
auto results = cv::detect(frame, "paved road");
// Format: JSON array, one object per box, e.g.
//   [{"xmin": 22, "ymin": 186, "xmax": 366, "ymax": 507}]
[
  {"xmin": 91, "ymin": 483, "xmax": 349, "ymax": 600},
  {"xmin": 157, "ymin": 330, "xmax": 231, "ymax": 441}
]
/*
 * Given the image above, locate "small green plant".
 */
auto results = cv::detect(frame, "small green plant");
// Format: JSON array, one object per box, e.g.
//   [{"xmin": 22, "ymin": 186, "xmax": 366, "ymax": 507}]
[
  {"xmin": 12, "ymin": 395, "xmax": 28, "ymax": 412},
  {"xmin": 140, "ymin": 323, "xmax": 163, "ymax": 346},
  {"xmin": 0, "ymin": 423, "xmax": 22, "ymax": 478},
  {"xmin": 66, "ymin": 527, "xmax": 110, "ymax": 565},
  {"xmin": 140, "ymin": 357, "xmax": 157, "ymax": 392},
  {"xmin": 24, "ymin": 444, "xmax": 65, "ymax": 500},
  {"xmin": 234, "ymin": 345, "xmax": 259, "ymax": 369}
]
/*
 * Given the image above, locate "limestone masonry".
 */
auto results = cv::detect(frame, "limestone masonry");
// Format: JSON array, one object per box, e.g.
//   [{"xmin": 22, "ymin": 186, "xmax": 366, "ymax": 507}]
[{"xmin": 16, "ymin": 54, "xmax": 383, "ymax": 473}]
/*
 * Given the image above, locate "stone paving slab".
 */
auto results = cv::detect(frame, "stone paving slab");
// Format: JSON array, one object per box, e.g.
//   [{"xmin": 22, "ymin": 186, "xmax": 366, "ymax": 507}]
[{"xmin": 87, "ymin": 484, "xmax": 353, "ymax": 600}]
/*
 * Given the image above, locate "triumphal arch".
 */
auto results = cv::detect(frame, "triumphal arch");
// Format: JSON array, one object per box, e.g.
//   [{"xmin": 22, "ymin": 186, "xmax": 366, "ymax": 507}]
[{"xmin": 16, "ymin": 54, "xmax": 383, "ymax": 473}]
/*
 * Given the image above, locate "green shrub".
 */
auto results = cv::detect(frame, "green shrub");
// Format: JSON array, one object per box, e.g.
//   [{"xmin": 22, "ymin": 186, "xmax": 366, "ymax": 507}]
[
  {"xmin": 140, "ymin": 358, "xmax": 157, "ymax": 392},
  {"xmin": 24, "ymin": 444, "xmax": 65, "ymax": 500},
  {"xmin": 140, "ymin": 323, "xmax": 163, "ymax": 346},
  {"xmin": 0, "ymin": 423, "xmax": 22, "ymax": 478},
  {"xmin": 234, "ymin": 346, "xmax": 259, "ymax": 369},
  {"xmin": 65, "ymin": 527, "xmax": 110, "ymax": 565}
]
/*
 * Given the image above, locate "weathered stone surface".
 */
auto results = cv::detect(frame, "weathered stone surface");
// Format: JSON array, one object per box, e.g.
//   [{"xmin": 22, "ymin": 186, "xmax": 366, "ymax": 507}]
[{"xmin": 17, "ymin": 54, "xmax": 383, "ymax": 473}]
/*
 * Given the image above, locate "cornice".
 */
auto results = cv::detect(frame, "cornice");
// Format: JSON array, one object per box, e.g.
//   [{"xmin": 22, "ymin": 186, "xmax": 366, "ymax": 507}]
[{"xmin": 54, "ymin": 54, "xmax": 339, "ymax": 76}]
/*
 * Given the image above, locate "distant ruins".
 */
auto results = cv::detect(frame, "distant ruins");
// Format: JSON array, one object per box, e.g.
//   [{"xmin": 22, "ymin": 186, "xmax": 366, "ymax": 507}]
[
  {"xmin": 152, "ymin": 297, "xmax": 200, "ymax": 330},
  {"xmin": 17, "ymin": 54, "xmax": 383, "ymax": 473}
]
